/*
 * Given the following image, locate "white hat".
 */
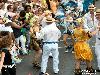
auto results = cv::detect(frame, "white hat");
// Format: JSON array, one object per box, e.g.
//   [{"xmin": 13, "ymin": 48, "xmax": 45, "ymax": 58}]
[
  {"xmin": 46, "ymin": 17, "xmax": 55, "ymax": 23},
  {"xmin": 96, "ymin": 9, "xmax": 100, "ymax": 15}
]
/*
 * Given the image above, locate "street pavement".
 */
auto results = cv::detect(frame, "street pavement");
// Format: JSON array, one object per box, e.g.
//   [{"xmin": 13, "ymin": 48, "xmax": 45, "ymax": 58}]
[{"xmin": 16, "ymin": 0, "xmax": 100, "ymax": 75}]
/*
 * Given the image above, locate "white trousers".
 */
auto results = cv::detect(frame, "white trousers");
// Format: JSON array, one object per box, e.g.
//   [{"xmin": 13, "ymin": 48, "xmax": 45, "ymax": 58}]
[
  {"xmin": 41, "ymin": 43, "xmax": 59, "ymax": 73},
  {"xmin": 95, "ymin": 36, "xmax": 100, "ymax": 69},
  {"xmin": 15, "ymin": 35, "xmax": 27, "ymax": 54}
]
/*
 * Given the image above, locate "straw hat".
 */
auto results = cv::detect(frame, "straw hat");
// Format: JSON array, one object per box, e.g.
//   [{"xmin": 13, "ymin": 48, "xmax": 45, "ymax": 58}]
[
  {"xmin": 44, "ymin": 10, "xmax": 52, "ymax": 16},
  {"xmin": 66, "ymin": 15, "xmax": 73, "ymax": 22},
  {"xmin": 96, "ymin": 9, "xmax": 100, "ymax": 15},
  {"xmin": 46, "ymin": 17, "xmax": 55, "ymax": 23},
  {"xmin": 88, "ymin": 4, "xmax": 96, "ymax": 10},
  {"xmin": 75, "ymin": 18, "xmax": 84, "ymax": 26}
]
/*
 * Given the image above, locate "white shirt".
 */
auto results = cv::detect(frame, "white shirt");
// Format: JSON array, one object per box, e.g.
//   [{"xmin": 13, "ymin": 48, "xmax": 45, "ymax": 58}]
[
  {"xmin": 37, "ymin": 22, "xmax": 61, "ymax": 42},
  {"xmin": 0, "ymin": 24, "xmax": 13, "ymax": 32},
  {"xmin": 83, "ymin": 12, "xmax": 97, "ymax": 32},
  {"xmin": 5, "ymin": 12, "xmax": 16, "ymax": 18},
  {"xmin": 0, "ymin": 9, "xmax": 6, "ymax": 17},
  {"xmin": 41, "ymin": 17, "xmax": 47, "ymax": 28}
]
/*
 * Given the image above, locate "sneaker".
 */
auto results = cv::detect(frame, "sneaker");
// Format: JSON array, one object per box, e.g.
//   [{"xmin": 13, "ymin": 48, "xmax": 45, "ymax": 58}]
[
  {"xmin": 39, "ymin": 72, "xmax": 49, "ymax": 75},
  {"xmin": 15, "ymin": 58, "xmax": 22, "ymax": 63},
  {"xmin": 54, "ymin": 71, "xmax": 59, "ymax": 74},
  {"xmin": 65, "ymin": 50, "xmax": 69, "ymax": 53},
  {"xmin": 22, "ymin": 50, "xmax": 28, "ymax": 55},
  {"xmin": 72, "ymin": 51, "xmax": 75, "ymax": 53},
  {"xmin": 65, "ymin": 45, "xmax": 73, "ymax": 53}
]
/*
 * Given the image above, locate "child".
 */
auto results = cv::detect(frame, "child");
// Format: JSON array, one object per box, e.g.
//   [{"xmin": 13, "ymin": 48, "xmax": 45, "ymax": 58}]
[
  {"xmin": 0, "ymin": 31, "xmax": 16, "ymax": 75},
  {"xmin": 73, "ymin": 18, "xmax": 95, "ymax": 75}
]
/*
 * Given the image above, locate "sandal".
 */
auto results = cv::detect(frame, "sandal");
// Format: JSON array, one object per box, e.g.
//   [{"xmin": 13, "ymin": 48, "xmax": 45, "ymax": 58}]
[
  {"xmin": 74, "ymin": 69, "xmax": 82, "ymax": 75},
  {"xmin": 32, "ymin": 62, "xmax": 41, "ymax": 68},
  {"xmin": 86, "ymin": 66, "xmax": 95, "ymax": 73}
]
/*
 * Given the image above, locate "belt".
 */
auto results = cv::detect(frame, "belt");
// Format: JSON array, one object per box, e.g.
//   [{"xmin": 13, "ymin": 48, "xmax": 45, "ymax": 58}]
[
  {"xmin": 3, "ymin": 64, "xmax": 16, "ymax": 68},
  {"xmin": 43, "ymin": 42, "xmax": 58, "ymax": 44}
]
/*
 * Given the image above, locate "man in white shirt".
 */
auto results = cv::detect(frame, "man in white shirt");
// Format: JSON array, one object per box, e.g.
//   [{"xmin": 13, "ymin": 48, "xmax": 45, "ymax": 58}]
[
  {"xmin": 37, "ymin": 17, "xmax": 61, "ymax": 75},
  {"xmin": 83, "ymin": 4, "xmax": 97, "ymax": 32}
]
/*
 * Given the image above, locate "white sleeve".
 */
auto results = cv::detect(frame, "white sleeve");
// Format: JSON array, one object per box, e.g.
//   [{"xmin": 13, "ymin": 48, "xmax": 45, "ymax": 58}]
[
  {"xmin": 58, "ymin": 29, "xmax": 61, "ymax": 39},
  {"xmin": 83, "ymin": 16, "xmax": 90, "ymax": 31},
  {"xmin": 4, "ymin": 27, "xmax": 13, "ymax": 32},
  {"xmin": 36, "ymin": 28, "xmax": 45, "ymax": 40}
]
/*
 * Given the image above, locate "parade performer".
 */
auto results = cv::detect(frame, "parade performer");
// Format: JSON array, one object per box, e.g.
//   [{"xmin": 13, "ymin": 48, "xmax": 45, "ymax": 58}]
[
  {"xmin": 37, "ymin": 17, "xmax": 61, "ymax": 75},
  {"xmin": 73, "ymin": 18, "xmax": 95, "ymax": 75}
]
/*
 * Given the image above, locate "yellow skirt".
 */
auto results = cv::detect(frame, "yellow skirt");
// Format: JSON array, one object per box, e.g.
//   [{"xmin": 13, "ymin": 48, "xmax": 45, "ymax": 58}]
[{"xmin": 74, "ymin": 41, "xmax": 93, "ymax": 61}]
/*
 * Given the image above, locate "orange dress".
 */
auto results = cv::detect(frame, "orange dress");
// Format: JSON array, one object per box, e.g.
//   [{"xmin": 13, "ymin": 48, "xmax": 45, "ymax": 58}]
[{"xmin": 73, "ymin": 28, "xmax": 93, "ymax": 61}]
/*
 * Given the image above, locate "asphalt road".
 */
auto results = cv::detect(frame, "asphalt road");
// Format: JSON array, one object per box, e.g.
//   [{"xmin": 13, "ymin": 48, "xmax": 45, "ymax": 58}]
[
  {"xmin": 17, "ymin": 0, "xmax": 100, "ymax": 75},
  {"xmin": 0, "ymin": 1, "xmax": 99, "ymax": 75}
]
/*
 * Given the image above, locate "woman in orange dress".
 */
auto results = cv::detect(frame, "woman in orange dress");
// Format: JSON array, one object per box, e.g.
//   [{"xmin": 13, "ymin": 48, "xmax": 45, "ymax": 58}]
[{"xmin": 73, "ymin": 18, "xmax": 95, "ymax": 75}]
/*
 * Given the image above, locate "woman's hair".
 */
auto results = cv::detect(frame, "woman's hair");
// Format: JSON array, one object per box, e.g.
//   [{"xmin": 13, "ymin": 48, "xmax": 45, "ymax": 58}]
[
  {"xmin": 19, "ymin": 10, "xmax": 26, "ymax": 17},
  {"xmin": 7, "ymin": 5, "xmax": 13, "ymax": 10},
  {"xmin": 24, "ymin": 5, "xmax": 31, "ymax": 11},
  {"xmin": 0, "ymin": 31, "xmax": 13, "ymax": 48}
]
